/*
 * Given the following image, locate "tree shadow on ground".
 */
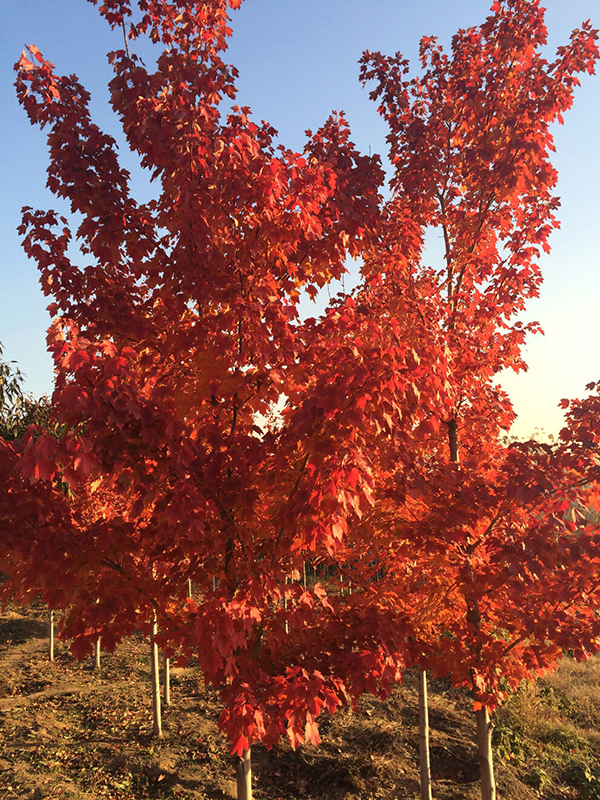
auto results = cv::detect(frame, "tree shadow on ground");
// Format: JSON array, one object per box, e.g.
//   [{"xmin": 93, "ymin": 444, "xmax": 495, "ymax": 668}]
[{"xmin": 0, "ymin": 616, "xmax": 47, "ymax": 646}]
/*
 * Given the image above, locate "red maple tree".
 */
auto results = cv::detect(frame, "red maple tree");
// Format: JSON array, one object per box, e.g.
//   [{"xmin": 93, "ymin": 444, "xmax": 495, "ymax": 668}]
[
  {"xmin": 355, "ymin": 1, "xmax": 600, "ymax": 796},
  {"xmin": 5, "ymin": 0, "xmax": 415, "ymax": 778}
]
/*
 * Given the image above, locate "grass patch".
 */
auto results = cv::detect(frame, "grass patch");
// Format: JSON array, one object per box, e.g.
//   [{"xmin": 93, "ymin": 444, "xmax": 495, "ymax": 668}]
[{"xmin": 494, "ymin": 655, "xmax": 600, "ymax": 798}]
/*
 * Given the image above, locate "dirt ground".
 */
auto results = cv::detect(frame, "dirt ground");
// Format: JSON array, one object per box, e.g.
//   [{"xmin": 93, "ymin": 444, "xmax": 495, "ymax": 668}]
[{"xmin": 0, "ymin": 601, "xmax": 598, "ymax": 799}]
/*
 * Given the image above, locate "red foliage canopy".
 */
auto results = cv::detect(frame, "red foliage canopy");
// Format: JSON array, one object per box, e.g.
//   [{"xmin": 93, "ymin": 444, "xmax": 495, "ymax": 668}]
[{"xmin": 2, "ymin": 0, "xmax": 600, "ymax": 759}]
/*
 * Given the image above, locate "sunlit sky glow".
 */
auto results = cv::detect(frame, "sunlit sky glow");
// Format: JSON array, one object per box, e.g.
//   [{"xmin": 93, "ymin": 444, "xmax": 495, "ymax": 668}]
[{"xmin": 1, "ymin": 0, "xmax": 598, "ymax": 440}]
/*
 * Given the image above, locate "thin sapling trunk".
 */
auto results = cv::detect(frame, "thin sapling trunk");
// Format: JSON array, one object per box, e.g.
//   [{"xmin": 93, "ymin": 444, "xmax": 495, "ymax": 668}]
[
  {"xmin": 163, "ymin": 652, "xmax": 171, "ymax": 706},
  {"xmin": 475, "ymin": 706, "xmax": 496, "ymax": 800},
  {"xmin": 48, "ymin": 609, "xmax": 55, "ymax": 662},
  {"xmin": 150, "ymin": 615, "xmax": 162, "ymax": 737},
  {"xmin": 451, "ymin": 417, "xmax": 496, "ymax": 800},
  {"xmin": 418, "ymin": 668, "xmax": 433, "ymax": 800},
  {"xmin": 235, "ymin": 748, "xmax": 252, "ymax": 800}
]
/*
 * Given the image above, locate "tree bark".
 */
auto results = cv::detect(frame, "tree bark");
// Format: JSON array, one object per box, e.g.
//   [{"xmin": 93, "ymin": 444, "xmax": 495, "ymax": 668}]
[
  {"xmin": 93, "ymin": 597, "xmax": 101, "ymax": 669},
  {"xmin": 283, "ymin": 580, "xmax": 289, "ymax": 635},
  {"xmin": 163, "ymin": 653, "xmax": 171, "ymax": 706},
  {"xmin": 468, "ymin": 602, "xmax": 496, "ymax": 800},
  {"xmin": 475, "ymin": 706, "xmax": 496, "ymax": 800},
  {"xmin": 235, "ymin": 747, "xmax": 252, "ymax": 800},
  {"xmin": 150, "ymin": 616, "xmax": 163, "ymax": 737},
  {"xmin": 418, "ymin": 669, "xmax": 433, "ymax": 800},
  {"xmin": 48, "ymin": 609, "xmax": 55, "ymax": 662},
  {"xmin": 447, "ymin": 417, "xmax": 459, "ymax": 464},
  {"xmin": 448, "ymin": 415, "xmax": 498, "ymax": 798}
]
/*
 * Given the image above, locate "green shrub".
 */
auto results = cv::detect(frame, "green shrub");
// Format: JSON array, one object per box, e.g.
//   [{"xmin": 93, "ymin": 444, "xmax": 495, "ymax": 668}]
[
  {"xmin": 523, "ymin": 767, "xmax": 550, "ymax": 791},
  {"xmin": 564, "ymin": 760, "xmax": 600, "ymax": 800}
]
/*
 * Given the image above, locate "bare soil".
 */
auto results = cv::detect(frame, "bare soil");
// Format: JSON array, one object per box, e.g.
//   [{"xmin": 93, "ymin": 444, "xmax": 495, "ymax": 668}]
[{"xmin": 0, "ymin": 601, "xmax": 598, "ymax": 799}]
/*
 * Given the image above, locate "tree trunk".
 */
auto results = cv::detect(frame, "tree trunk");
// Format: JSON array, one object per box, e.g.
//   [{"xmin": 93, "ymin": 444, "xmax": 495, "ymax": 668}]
[
  {"xmin": 475, "ymin": 706, "xmax": 496, "ymax": 800},
  {"xmin": 150, "ymin": 617, "xmax": 162, "ymax": 737},
  {"xmin": 187, "ymin": 578, "xmax": 193, "ymax": 598},
  {"xmin": 447, "ymin": 417, "xmax": 459, "ymax": 464},
  {"xmin": 235, "ymin": 747, "xmax": 252, "ymax": 800},
  {"xmin": 468, "ymin": 602, "xmax": 497, "ymax": 800},
  {"xmin": 48, "ymin": 609, "xmax": 55, "ymax": 662},
  {"xmin": 93, "ymin": 597, "xmax": 101, "ymax": 669},
  {"xmin": 283, "ymin": 580, "xmax": 289, "ymax": 635},
  {"xmin": 418, "ymin": 669, "xmax": 433, "ymax": 800},
  {"xmin": 163, "ymin": 653, "xmax": 171, "ymax": 706}
]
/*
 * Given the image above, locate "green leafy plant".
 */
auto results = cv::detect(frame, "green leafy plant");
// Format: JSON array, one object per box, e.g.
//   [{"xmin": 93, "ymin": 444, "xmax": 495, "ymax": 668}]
[{"xmin": 523, "ymin": 766, "xmax": 551, "ymax": 791}]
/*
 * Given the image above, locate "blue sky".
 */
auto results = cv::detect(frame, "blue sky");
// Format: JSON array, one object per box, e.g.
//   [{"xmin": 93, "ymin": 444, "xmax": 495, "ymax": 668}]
[{"xmin": 1, "ymin": 0, "xmax": 598, "ymax": 439}]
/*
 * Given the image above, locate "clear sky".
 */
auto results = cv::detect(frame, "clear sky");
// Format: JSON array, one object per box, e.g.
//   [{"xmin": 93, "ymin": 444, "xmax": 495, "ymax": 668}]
[{"xmin": 1, "ymin": 0, "xmax": 598, "ymax": 439}]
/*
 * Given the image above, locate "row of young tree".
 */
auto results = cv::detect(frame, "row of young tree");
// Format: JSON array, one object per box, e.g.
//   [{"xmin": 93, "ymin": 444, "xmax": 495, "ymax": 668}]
[{"xmin": 1, "ymin": 1, "xmax": 600, "ymax": 798}]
